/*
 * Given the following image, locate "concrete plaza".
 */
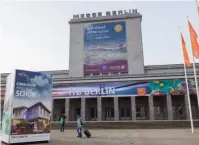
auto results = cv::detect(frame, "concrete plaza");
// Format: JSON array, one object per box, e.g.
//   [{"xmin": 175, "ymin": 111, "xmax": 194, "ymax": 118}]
[{"xmin": 34, "ymin": 129, "xmax": 199, "ymax": 145}]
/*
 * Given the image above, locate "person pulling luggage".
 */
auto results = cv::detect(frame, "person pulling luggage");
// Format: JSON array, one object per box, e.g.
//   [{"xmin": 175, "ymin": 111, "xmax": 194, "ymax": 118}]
[{"xmin": 77, "ymin": 115, "xmax": 83, "ymax": 138}]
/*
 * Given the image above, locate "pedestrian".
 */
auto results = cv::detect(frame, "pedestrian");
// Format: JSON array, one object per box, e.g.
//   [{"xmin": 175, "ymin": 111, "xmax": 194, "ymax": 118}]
[
  {"xmin": 59, "ymin": 113, "xmax": 66, "ymax": 132},
  {"xmin": 77, "ymin": 115, "xmax": 83, "ymax": 138},
  {"xmin": 178, "ymin": 106, "xmax": 183, "ymax": 120}
]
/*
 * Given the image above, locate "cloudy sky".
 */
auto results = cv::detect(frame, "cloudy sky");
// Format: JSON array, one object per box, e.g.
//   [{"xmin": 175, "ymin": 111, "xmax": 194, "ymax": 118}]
[{"xmin": 0, "ymin": 0, "xmax": 199, "ymax": 73}]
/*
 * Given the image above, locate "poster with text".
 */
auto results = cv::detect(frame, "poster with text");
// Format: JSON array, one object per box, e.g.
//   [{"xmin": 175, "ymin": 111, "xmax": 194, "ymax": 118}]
[
  {"xmin": 84, "ymin": 21, "xmax": 128, "ymax": 74},
  {"xmin": 10, "ymin": 70, "xmax": 53, "ymax": 143}
]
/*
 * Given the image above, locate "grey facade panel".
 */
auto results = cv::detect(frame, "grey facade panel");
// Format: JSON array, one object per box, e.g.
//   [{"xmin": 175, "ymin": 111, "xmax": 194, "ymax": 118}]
[
  {"xmin": 126, "ymin": 18, "xmax": 144, "ymax": 75},
  {"xmin": 69, "ymin": 23, "xmax": 84, "ymax": 77}
]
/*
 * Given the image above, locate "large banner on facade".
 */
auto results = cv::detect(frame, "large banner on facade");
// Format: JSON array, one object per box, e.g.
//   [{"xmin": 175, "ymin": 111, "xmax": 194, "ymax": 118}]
[
  {"xmin": 1, "ymin": 70, "xmax": 53, "ymax": 144},
  {"xmin": 53, "ymin": 79, "xmax": 198, "ymax": 98},
  {"xmin": 53, "ymin": 82, "xmax": 150, "ymax": 98},
  {"xmin": 84, "ymin": 21, "xmax": 128, "ymax": 74}
]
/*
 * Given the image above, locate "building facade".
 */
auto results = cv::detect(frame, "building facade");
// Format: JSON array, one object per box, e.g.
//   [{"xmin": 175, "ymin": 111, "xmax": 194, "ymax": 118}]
[{"xmin": 1, "ymin": 10, "xmax": 199, "ymax": 123}]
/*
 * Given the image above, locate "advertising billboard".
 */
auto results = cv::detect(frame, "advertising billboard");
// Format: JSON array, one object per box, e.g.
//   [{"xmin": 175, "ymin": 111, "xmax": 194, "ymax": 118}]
[
  {"xmin": 84, "ymin": 21, "xmax": 128, "ymax": 74},
  {"xmin": 1, "ymin": 70, "xmax": 53, "ymax": 144},
  {"xmin": 53, "ymin": 81, "xmax": 150, "ymax": 98},
  {"xmin": 52, "ymin": 79, "xmax": 198, "ymax": 98}
]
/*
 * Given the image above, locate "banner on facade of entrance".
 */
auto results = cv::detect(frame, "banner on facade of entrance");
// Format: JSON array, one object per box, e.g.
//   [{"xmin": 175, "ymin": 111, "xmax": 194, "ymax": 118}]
[
  {"xmin": 83, "ymin": 21, "xmax": 128, "ymax": 74},
  {"xmin": 1, "ymin": 70, "xmax": 53, "ymax": 144},
  {"xmin": 53, "ymin": 79, "xmax": 198, "ymax": 98}
]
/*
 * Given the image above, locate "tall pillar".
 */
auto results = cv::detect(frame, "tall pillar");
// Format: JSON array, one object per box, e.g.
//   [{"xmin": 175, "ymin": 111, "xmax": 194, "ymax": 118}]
[
  {"xmin": 97, "ymin": 97, "xmax": 102, "ymax": 121},
  {"xmin": 51, "ymin": 99, "xmax": 54, "ymax": 121},
  {"xmin": 131, "ymin": 96, "xmax": 136, "ymax": 120},
  {"xmin": 65, "ymin": 98, "xmax": 70, "ymax": 121},
  {"xmin": 114, "ymin": 97, "xmax": 119, "ymax": 121},
  {"xmin": 81, "ymin": 98, "xmax": 86, "ymax": 121},
  {"xmin": 148, "ymin": 95, "xmax": 155, "ymax": 120},
  {"xmin": 184, "ymin": 94, "xmax": 190, "ymax": 120},
  {"xmin": 166, "ymin": 95, "xmax": 173, "ymax": 120}
]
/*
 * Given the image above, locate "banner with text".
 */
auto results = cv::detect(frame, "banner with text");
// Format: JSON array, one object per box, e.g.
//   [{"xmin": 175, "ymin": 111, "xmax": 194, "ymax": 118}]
[
  {"xmin": 7, "ymin": 70, "xmax": 53, "ymax": 144},
  {"xmin": 53, "ymin": 82, "xmax": 150, "ymax": 98},
  {"xmin": 84, "ymin": 21, "xmax": 128, "ymax": 74},
  {"xmin": 53, "ymin": 79, "xmax": 198, "ymax": 98}
]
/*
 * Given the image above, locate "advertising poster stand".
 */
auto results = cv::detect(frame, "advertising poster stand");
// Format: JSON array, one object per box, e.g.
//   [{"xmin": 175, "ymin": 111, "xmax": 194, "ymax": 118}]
[{"xmin": 1, "ymin": 69, "xmax": 53, "ymax": 144}]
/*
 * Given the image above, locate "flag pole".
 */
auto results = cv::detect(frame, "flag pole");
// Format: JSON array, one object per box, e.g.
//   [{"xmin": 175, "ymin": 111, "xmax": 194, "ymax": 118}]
[
  {"xmin": 179, "ymin": 27, "xmax": 194, "ymax": 133},
  {"xmin": 195, "ymin": 0, "xmax": 199, "ymax": 16},
  {"xmin": 187, "ymin": 17, "xmax": 199, "ymax": 111},
  {"xmin": 194, "ymin": 0, "xmax": 199, "ymax": 110},
  {"xmin": 192, "ymin": 56, "xmax": 199, "ymax": 109},
  {"xmin": 184, "ymin": 62, "xmax": 194, "ymax": 133}
]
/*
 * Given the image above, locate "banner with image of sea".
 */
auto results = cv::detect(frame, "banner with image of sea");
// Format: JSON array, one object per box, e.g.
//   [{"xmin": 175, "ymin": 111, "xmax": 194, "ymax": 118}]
[
  {"xmin": 8, "ymin": 70, "xmax": 53, "ymax": 144},
  {"xmin": 84, "ymin": 21, "xmax": 128, "ymax": 74}
]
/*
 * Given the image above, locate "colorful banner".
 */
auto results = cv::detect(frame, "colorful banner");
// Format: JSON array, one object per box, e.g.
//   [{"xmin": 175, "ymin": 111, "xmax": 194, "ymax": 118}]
[
  {"xmin": 53, "ymin": 82, "xmax": 150, "ymax": 98},
  {"xmin": 84, "ymin": 21, "xmax": 128, "ymax": 74},
  {"xmin": 2, "ymin": 70, "xmax": 53, "ymax": 144},
  {"xmin": 53, "ymin": 79, "xmax": 198, "ymax": 98}
]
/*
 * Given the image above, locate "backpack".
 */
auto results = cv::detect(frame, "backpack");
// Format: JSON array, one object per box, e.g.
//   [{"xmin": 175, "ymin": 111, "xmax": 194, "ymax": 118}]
[{"xmin": 60, "ymin": 117, "xmax": 64, "ymax": 124}]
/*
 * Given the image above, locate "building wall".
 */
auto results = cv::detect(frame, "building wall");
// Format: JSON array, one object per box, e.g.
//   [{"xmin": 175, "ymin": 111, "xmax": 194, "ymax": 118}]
[
  {"xmin": 52, "ymin": 95, "xmax": 199, "ymax": 122},
  {"xmin": 69, "ymin": 15, "xmax": 144, "ymax": 77},
  {"xmin": 126, "ymin": 17, "xmax": 144, "ymax": 75},
  {"xmin": 69, "ymin": 23, "xmax": 84, "ymax": 77},
  {"xmin": 145, "ymin": 64, "xmax": 199, "ymax": 74}
]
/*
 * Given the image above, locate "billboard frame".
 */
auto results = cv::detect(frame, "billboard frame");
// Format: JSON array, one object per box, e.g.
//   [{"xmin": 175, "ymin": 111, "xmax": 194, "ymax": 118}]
[{"xmin": 1, "ymin": 69, "xmax": 53, "ymax": 144}]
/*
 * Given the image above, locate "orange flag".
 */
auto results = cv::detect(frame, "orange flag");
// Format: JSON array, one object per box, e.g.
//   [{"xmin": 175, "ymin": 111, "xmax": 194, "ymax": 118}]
[
  {"xmin": 188, "ymin": 20, "xmax": 199, "ymax": 59},
  {"xmin": 181, "ymin": 33, "xmax": 191, "ymax": 67}
]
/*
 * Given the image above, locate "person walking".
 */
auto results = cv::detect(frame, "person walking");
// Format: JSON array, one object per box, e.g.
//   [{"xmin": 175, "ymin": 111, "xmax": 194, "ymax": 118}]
[
  {"xmin": 178, "ymin": 106, "xmax": 183, "ymax": 120},
  {"xmin": 77, "ymin": 115, "xmax": 83, "ymax": 138},
  {"xmin": 59, "ymin": 113, "xmax": 66, "ymax": 132}
]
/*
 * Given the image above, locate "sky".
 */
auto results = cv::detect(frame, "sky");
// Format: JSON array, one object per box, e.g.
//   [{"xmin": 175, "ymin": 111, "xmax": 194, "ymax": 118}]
[{"xmin": 0, "ymin": 0, "xmax": 199, "ymax": 73}]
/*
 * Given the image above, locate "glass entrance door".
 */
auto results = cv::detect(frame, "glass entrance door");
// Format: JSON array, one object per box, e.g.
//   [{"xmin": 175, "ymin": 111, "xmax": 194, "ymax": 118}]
[
  {"xmin": 172, "ymin": 105, "xmax": 185, "ymax": 120},
  {"xmin": 90, "ymin": 108, "xmax": 97, "ymax": 121},
  {"xmin": 154, "ymin": 105, "xmax": 165, "ymax": 120},
  {"xmin": 76, "ymin": 108, "xmax": 81, "ymax": 117},
  {"xmin": 120, "ymin": 107, "xmax": 131, "ymax": 120},
  {"xmin": 136, "ymin": 106, "xmax": 146, "ymax": 120},
  {"xmin": 105, "ymin": 108, "xmax": 114, "ymax": 121}
]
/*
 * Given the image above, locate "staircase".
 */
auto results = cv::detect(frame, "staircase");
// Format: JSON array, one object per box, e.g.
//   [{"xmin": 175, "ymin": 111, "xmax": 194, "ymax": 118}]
[{"xmin": 51, "ymin": 120, "xmax": 199, "ymax": 129}]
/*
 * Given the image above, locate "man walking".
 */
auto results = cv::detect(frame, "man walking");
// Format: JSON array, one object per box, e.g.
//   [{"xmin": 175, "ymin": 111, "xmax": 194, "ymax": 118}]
[
  {"xmin": 59, "ymin": 113, "xmax": 66, "ymax": 132},
  {"xmin": 77, "ymin": 115, "xmax": 83, "ymax": 138}
]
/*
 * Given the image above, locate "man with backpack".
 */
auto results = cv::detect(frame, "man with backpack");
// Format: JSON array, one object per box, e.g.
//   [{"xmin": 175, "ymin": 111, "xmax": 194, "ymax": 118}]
[{"xmin": 59, "ymin": 113, "xmax": 66, "ymax": 132}]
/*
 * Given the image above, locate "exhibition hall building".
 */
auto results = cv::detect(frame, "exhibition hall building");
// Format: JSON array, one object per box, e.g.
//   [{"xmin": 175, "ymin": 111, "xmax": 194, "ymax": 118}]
[{"xmin": 1, "ymin": 10, "xmax": 199, "ymax": 125}]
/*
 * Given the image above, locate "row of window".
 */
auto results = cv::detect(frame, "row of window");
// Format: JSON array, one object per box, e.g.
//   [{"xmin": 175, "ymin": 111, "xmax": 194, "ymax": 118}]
[
  {"xmin": 14, "ymin": 107, "xmax": 49, "ymax": 117},
  {"xmin": 84, "ymin": 72, "xmax": 128, "ymax": 77}
]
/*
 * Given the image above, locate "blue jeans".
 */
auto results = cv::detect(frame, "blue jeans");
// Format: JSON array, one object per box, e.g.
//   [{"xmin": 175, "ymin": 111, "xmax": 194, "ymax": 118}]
[{"xmin": 77, "ymin": 127, "xmax": 82, "ymax": 137}]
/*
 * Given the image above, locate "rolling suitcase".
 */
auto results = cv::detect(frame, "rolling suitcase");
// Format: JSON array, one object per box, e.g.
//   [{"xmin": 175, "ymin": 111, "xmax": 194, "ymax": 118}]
[{"xmin": 83, "ymin": 129, "xmax": 91, "ymax": 138}]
